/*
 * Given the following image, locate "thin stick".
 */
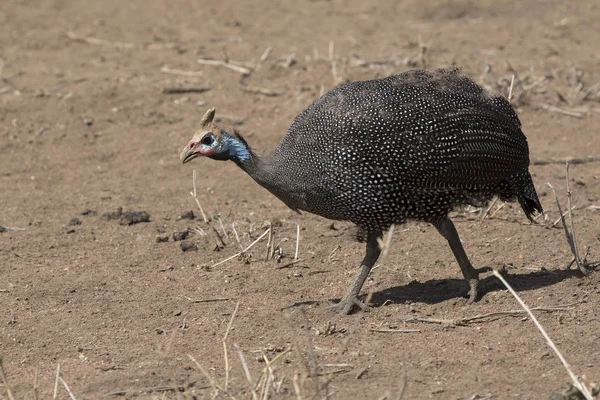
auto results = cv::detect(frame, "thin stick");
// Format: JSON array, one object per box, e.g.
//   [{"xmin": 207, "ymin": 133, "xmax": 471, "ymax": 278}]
[
  {"xmin": 258, "ymin": 46, "xmax": 273, "ymax": 64},
  {"xmin": 492, "ymin": 270, "xmax": 593, "ymax": 400},
  {"xmin": 565, "ymin": 162, "xmax": 584, "ymax": 272},
  {"xmin": 212, "ymin": 227, "xmax": 271, "ymax": 267},
  {"xmin": 329, "ymin": 40, "xmax": 338, "ymax": 85},
  {"xmin": 508, "ymin": 74, "xmax": 515, "ymax": 102},
  {"xmin": 276, "ymin": 259, "xmax": 304, "ymax": 269},
  {"xmin": 33, "ymin": 367, "xmax": 39, "ymax": 400},
  {"xmin": 196, "ymin": 58, "xmax": 251, "ymax": 75},
  {"xmin": 217, "ymin": 217, "xmax": 228, "ymax": 239},
  {"xmin": 53, "ymin": 363, "xmax": 61, "ymax": 399},
  {"xmin": 532, "ymin": 154, "xmax": 600, "ymax": 166},
  {"xmin": 379, "ymin": 225, "xmax": 395, "ymax": 264},
  {"xmin": 536, "ymin": 103, "xmax": 585, "ymax": 118},
  {"xmin": 191, "ymin": 170, "xmax": 208, "ymax": 223},
  {"xmin": 0, "ymin": 357, "xmax": 15, "ymax": 400},
  {"xmin": 183, "ymin": 296, "xmax": 232, "ymax": 303},
  {"xmin": 187, "ymin": 354, "xmax": 223, "ymax": 392},
  {"xmin": 266, "ymin": 221, "xmax": 273, "ymax": 261},
  {"xmin": 223, "ymin": 300, "xmax": 241, "ymax": 392},
  {"xmin": 162, "ymin": 85, "xmax": 211, "ymax": 94},
  {"xmin": 58, "ymin": 377, "xmax": 77, "ymax": 400},
  {"xmin": 235, "ymin": 344, "xmax": 258, "ymax": 400},
  {"xmin": 396, "ymin": 362, "xmax": 407, "ymax": 400},
  {"xmin": 241, "ymin": 85, "xmax": 281, "ymax": 97},
  {"xmin": 370, "ymin": 328, "xmax": 421, "ymax": 333},
  {"xmin": 160, "ymin": 65, "xmax": 204, "ymax": 77},
  {"xmin": 294, "ymin": 224, "xmax": 300, "ymax": 261},
  {"xmin": 405, "ymin": 305, "xmax": 574, "ymax": 326},
  {"xmin": 546, "ymin": 182, "xmax": 583, "ymax": 272},
  {"xmin": 232, "ymin": 223, "xmax": 243, "ymax": 250},
  {"xmin": 489, "ymin": 201, "xmax": 506, "ymax": 218},
  {"xmin": 66, "ymin": 31, "xmax": 176, "ymax": 50},
  {"xmin": 480, "ymin": 197, "xmax": 499, "ymax": 221}
]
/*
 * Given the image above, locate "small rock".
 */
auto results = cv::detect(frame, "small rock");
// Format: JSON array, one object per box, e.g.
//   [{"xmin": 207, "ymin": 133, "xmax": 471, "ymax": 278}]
[
  {"xmin": 66, "ymin": 228, "xmax": 76, "ymax": 234},
  {"xmin": 102, "ymin": 208, "xmax": 151, "ymax": 225},
  {"xmin": 173, "ymin": 230, "xmax": 189, "ymax": 241},
  {"xmin": 68, "ymin": 218, "xmax": 82, "ymax": 226},
  {"xmin": 180, "ymin": 241, "xmax": 198, "ymax": 252},
  {"xmin": 81, "ymin": 209, "xmax": 97, "ymax": 216},
  {"xmin": 82, "ymin": 116, "xmax": 94, "ymax": 126},
  {"xmin": 156, "ymin": 235, "xmax": 169, "ymax": 243},
  {"xmin": 119, "ymin": 211, "xmax": 150, "ymax": 226},
  {"xmin": 0, "ymin": 226, "xmax": 6, "ymax": 232},
  {"xmin": 179, "ymin": 210, "xmax": 195, "ymax": 220}
]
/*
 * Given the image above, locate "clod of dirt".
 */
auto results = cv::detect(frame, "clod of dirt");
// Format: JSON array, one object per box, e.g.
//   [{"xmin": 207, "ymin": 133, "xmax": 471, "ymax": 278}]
[
  {"xmin": 0, "ymin": 226, "xmax": 6, "ymax": 233},
  {"xmin": 156, "ymin": 235, "xmax": 169, "ymax": 243},
  {"xmin": 81, "ymin": 116, "xmax": 94, "ymax": 126},
  {"xmin": 102, "ymin": 207, "xmax": 151, "ymax": 225},
  {"xmin": 179, "ymin": 210, "xmax": 195, "ymax": 220},
  {"xmin": 68, "ymin": 218, "xmax": 82, "ymax": 226},
  {"xmin": 180, "ymin": 240, "xmax": 198, "ymax": 252},
  {"xmin": 81, "ymin": 209, "xmax": 97, "ymax": 216},
  {"xmin": 173, "ymin": 230, "xmax": 189, "ymax": 241}
]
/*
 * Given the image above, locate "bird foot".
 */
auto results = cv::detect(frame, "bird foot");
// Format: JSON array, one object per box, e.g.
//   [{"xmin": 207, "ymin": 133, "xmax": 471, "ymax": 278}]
[
  {"xmin": 464, "ymin": 267, "xmax": 494, "ymax": 305},
  {"xmin": 331, "ymin": 295, "xmax": 369, "ymax": 315}
]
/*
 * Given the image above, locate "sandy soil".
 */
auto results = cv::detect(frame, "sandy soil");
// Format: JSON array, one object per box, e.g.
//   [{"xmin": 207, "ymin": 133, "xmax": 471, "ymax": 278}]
[{"xmin": 1, "ymin": 0, "xmax": 600, "ymax": 398}]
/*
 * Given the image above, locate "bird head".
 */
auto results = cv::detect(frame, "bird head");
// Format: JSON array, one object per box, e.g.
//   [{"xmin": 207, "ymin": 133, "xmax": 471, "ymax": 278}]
[{"xmin": 180, "ymin": 108, "xmax": 251, "ymax": 164}]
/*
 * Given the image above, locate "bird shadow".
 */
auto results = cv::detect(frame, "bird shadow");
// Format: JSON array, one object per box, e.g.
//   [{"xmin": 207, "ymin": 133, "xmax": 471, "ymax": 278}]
[{"xmin": 367, "ymin": 268, "xmax": 586, "ymax": 307}]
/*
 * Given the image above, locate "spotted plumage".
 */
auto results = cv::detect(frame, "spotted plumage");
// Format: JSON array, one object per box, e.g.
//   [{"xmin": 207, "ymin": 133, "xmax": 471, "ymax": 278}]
[{"xmin": 181, "ymin": 67, "xmax": 543, "ymax": 314}]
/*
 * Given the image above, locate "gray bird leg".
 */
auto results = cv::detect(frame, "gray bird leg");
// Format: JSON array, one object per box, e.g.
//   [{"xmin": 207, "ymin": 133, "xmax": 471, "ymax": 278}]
[
  {"xmin": 335, "ymin": 231, "xmax": 382, "ymax": 315},
  {"xmin": 432, "ymin": 217, "xmax": 491, "ymax": 304}
]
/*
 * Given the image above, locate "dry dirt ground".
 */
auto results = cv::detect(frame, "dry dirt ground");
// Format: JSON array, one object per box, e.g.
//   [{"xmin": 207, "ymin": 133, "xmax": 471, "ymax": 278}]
[{"xmin": 2, "ymin": 0, "xmax": 600, "ymax": 399}]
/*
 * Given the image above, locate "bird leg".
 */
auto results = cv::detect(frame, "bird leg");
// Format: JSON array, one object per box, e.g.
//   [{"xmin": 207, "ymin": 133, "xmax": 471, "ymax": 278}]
[
  {"xmin": 334, "ymin": 231, "xmax": 382, "ymax": 315},
  {"xmin": 432, "ymin": 217, "xmax": 491, "ymax": 304}
]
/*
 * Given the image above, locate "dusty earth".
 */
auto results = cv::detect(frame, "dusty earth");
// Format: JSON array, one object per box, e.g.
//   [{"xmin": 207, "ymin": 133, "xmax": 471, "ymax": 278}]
[{"xmin": 2, "ymin": 0, "xmax": 600, "ymax": 399}]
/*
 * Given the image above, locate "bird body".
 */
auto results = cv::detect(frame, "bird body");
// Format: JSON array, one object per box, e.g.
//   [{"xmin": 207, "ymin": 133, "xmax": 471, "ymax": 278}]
[{"xmin": 181, "ymin": 68, "xmax": 543, "ymax": 314}]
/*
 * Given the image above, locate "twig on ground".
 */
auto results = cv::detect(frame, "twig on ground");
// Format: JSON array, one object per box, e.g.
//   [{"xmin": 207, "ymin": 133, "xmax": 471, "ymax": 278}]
[
  {"xmin": 53, "ymin": 363, "xmax": 60, "ymax": 399},
  {"xmin": 536, "ymin": 103, "xmax": 586, "ymax": 118},
  {"xmin": 329, "ymin": 40, "xmax": 338, "ymax": 85},
  {"xmin": 294, "ymin": 224, "xmax": 300, "ymax": 261},
  {"xmin": 197, "ymin": 58, "xmax": 251, "ymax": 75},
  {"xmin": 0, "ymin": 357, "xmax": 15, "ymax": 400},
  {"xmin": 223, "ymin": 300, "xmax": 240, "ymax": 392},
  {"xmin": 480, "ymin": 197, "xmax": 499, "ymax": 221},
  {"xmin": 66, "ymin": 31, "xmax": 177, "ymax": 50},
  {"xmin": 532, "ymin": 154, "xmax": 600, "ymax": 165},
  {"xmin": 191, "ymin": 170, "xmax": 208, "ymax": 223},
  {"xmin": 235, "ymin": 344, "xmax": 258, "ymax": 400},
  {"xmin": 546, "ymin": 164, "xmax": 590, "ymax": 274},
  {"xmin": 187, "ymin": 354, "xmax": 224, "ymax": 392},
  {"xmin": 565, "ymin": 163, "xmax": 584, "ymax": 273},
  {"xmin": 212, "ymin": 227, "xmax": 271, "ymax": 267},
  {"xmin": 377, "ymin": 225, "xmax": 395, "ymax": 265},
  {"xmin": 160, "ymin": 65, "xmax": 204, "ymax": 77},
  {"xmin": 33, "ymin": 367, "xmax": 39, "ymax": 400},
  {"xmin": 183, "ymin": 296, "xmax": 233, "ymax": 303},
  {"xmin": 0, "ymin": 289, "xmax": 9, "ymax": 293},
  {"xmin": 508, "ymin": 74, "xmax": 515, "ymax": 102},
  {"xmin": 396, "ymin": 362, "xmax": 407, "ymax": 400},
  {"xmin": 492, "ymin": 270, "xmax": 593, "ymax": 400},
  {"xmin": 405, "ymin": 305, "xmax": 574, "ymax": 326},
  {"xmin": 162, "ymin": 85, "xmax": 211, "ymax": 94},
  {"xmin": 58, "ymin": 377, "xmax": 77, "ymax": 400},
  {"xmin": 231, "ymin": 223, "xmax": 243, "ymax": 250},
  {"xmin": 370, "ymin": 328, "xmax": 421, "ymax": 333},
  {"xmin": 276, "ymin": 259, "xmax": 304, "ymax": 269},
  {"xmin": 241, "ymin": 85, "xmax": 282, "ymax": 97}
]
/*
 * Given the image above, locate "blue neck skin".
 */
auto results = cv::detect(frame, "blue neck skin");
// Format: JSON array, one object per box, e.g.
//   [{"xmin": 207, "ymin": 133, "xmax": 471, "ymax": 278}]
[{"xmin": 222, "ymin": 134, "xmax": 251, "ymax": 162}]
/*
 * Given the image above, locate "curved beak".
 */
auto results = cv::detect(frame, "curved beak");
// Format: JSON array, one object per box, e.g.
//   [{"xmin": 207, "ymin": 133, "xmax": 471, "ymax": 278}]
[{"xmin": 180, "ymin": 144, "xmax": 197, "ymax": 164}]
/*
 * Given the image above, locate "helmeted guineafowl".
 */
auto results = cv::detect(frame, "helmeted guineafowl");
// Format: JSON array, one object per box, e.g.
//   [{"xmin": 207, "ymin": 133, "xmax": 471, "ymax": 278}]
[{"xmin": 180, "ymin": 67, "xmax": 543, "ymax": 315}]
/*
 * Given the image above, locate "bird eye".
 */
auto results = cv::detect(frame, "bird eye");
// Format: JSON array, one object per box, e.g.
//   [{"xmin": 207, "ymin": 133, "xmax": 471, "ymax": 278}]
[{"xmin": 201, "ymin": 134, "xmax": 214, "ymax": 146}]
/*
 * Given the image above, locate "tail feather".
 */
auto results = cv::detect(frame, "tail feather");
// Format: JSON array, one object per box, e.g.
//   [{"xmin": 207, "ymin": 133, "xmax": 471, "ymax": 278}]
[{"xmin": 512, "ymin": 171, "xmax": 543, "ymax": 221}]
